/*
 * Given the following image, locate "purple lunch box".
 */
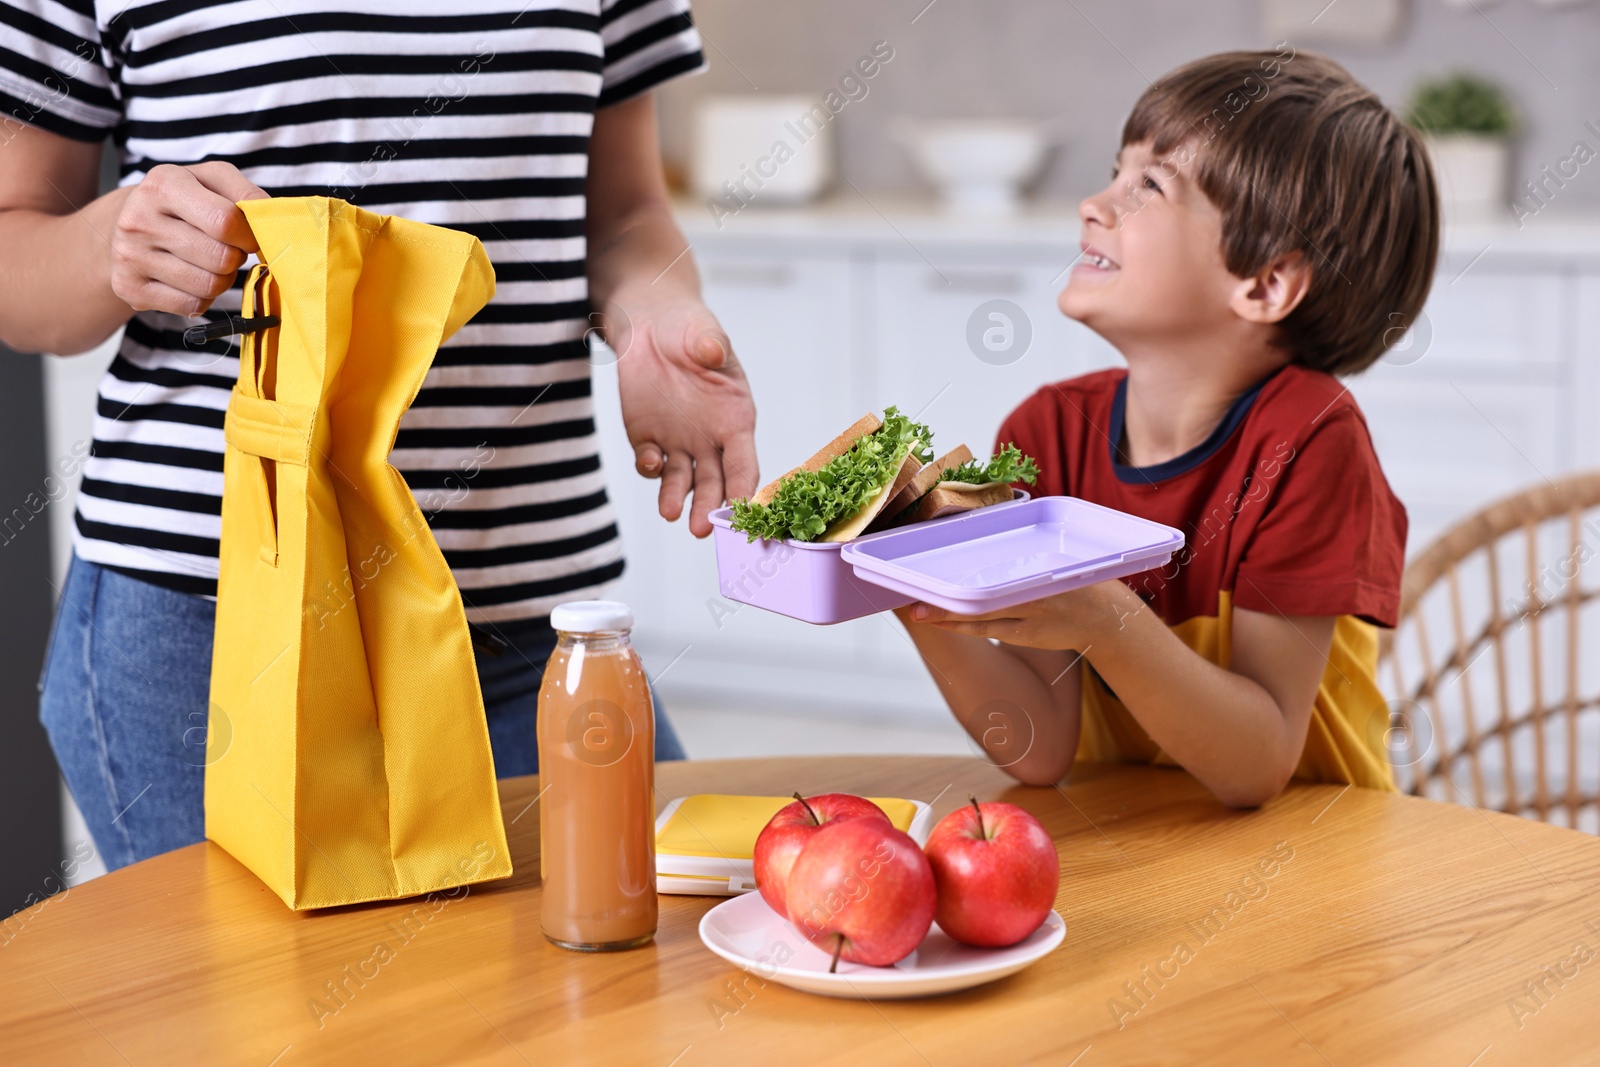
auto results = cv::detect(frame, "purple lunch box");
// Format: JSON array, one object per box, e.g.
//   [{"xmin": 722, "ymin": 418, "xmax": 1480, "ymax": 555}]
[
  {"xmin": 840, "ymin": 496, "xmax": 1185, "ymax": 615},
  {"xmin": 707, "ymin": 491, "xmax": 1032, "ymax": 625}
]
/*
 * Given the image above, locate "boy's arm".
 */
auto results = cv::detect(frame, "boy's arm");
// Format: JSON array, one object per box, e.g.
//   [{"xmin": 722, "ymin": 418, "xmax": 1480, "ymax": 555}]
[
  {"xmin": 910, "ymin": 580, "xmax": 1334, "ymax": 807},
  {"xmin": 894, "ymin": 607, "xmax": 1083, "ymax": 787}
]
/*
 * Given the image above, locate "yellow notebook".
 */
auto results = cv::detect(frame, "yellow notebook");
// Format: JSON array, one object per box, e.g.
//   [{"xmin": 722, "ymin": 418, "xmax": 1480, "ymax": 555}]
[{"xmin": 655, "ymin": 794, "xmax": 933, "ymax": 896}]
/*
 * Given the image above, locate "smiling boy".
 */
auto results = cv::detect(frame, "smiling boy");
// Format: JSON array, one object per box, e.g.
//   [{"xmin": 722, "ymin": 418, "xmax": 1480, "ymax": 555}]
[{"xmin": 898, "ymin": 50, "xmax": 1438, "ymax": 806}]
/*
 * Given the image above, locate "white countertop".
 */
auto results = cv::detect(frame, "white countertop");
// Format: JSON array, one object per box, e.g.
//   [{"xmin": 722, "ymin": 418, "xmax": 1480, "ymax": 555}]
[{"xmin": 673, "ymin": 193, "xmax": 1600, "ymax": 264}]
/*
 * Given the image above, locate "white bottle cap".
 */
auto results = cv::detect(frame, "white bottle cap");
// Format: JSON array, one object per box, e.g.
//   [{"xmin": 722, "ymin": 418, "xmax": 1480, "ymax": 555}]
[{"xmin": 550, "ymin": 600, "xmax": 635, "ymax": 634}]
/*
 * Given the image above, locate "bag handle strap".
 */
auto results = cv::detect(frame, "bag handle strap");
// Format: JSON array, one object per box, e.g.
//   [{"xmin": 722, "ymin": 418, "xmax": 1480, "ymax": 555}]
[
  {"xmin": 224, "ymin": 264, "xmax": 312, "ymax": 567},
  {"xmin": 225, "ymin": 395, "xmax": 314, "ymax": 467},
  {"xmin": 225, "ymin": 265, "xmax": 314, "ymax": 467}
]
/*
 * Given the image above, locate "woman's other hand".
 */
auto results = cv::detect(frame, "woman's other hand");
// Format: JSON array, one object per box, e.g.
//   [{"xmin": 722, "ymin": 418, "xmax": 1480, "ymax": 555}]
[{"xmin": 605, "ymin": 291, "xmax": 758, "ymax": 537}]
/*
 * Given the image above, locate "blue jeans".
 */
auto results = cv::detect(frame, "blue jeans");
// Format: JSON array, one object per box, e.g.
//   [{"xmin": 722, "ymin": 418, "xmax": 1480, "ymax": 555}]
[{"xmin": 37, "ymin": 554, "xmax": 685, "ymax": 872}]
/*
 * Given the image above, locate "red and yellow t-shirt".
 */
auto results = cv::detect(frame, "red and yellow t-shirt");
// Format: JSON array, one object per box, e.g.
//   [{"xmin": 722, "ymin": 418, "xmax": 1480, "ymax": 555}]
[{"xmin": 996, "ymin": 365, "xmax": 1405, "ymax": 790}]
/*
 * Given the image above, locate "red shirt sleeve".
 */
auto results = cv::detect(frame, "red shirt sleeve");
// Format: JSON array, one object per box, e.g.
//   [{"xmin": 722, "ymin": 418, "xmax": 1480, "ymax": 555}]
[
  {"xmin": 1232, "ymin": 408, "xmax": 1407, "ymax": 627},
  {"xmin": 994, "ymin": 387, "xmax": 1069, "ymax": 498}
]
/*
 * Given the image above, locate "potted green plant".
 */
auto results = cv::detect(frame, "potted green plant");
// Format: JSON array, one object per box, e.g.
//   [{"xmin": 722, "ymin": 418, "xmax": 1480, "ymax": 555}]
[{"xmin": 1406, "ymin": 73, "xmax": 1516, "ymax": 220}]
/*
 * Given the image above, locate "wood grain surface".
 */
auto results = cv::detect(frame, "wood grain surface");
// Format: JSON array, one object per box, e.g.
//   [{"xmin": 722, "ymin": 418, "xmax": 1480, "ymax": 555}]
[{"xmin": 3, "ymin": 756, "xmax": 1598, "ymax": 1066}]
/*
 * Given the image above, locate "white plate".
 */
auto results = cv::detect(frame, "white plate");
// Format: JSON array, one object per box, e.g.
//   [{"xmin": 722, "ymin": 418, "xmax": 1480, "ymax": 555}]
[{"xmin": 697, "ymin": 890, "xmax": 1066, "ymax": 999}]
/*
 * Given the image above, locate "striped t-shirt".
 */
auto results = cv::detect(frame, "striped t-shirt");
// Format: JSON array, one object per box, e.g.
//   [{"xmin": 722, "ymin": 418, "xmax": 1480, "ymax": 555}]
[{"xmin": 0, "ymin": 0, "xmax": 705, "ymax": 621}]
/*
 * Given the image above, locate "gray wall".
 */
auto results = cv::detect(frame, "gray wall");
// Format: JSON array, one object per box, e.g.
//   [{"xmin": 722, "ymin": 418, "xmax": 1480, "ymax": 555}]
[{"xmin": 660, "ymin": 0, "xmax": 1600, "ymax": 211}]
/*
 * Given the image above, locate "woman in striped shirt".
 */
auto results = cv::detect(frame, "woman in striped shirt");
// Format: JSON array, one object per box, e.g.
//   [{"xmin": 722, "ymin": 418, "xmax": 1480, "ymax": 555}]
[{"xmin": 0, "ymin": 0, "xmax": 757, "ymax": 870}]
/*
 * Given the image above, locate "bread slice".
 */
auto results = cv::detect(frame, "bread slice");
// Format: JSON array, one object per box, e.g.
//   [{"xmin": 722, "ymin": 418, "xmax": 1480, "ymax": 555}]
[
  {"xmin": 900, "ymin": 480, "xmax": 1014, "ymax": 525},
  {"xmin": 751, "ymin": 412, "xmax": 882, "ymax": 506},
  {"xmin": 868, "ymin": 444, "xmax": 974, "ymax": 532},
  {"xmin": 819, "ymin": 451, "xmax": 923, "ymax": 543}
]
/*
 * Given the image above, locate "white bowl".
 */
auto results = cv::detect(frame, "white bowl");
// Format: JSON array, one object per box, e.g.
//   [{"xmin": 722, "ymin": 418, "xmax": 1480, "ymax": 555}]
[
  {"xmin": 895, "ymin": 119, "xmax": 1053, "ymax": 216},
  {"xmin": 698, "ymin": 889, "xmax": 1066, "ymax": 999}
]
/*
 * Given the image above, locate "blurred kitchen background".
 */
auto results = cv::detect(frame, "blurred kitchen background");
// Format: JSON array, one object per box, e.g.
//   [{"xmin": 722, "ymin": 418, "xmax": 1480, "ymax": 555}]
[
  {"xmin": 6, "ymin": 0, "xmax": 1600, "ymax": 903},
  {"xmin": 617, "ymin": 0, "xmax": 1600, "ymax": 747}
]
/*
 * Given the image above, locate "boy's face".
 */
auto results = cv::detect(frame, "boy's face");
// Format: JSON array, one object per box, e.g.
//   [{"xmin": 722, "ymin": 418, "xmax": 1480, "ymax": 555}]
[{"xmin": 1060, "ymin": 140, "xmax": 1239, "ymax": 346}]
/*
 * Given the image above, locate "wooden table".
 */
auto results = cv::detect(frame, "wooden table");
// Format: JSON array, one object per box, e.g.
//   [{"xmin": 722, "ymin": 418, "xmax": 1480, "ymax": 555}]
[{"xmin": 4, "ymin": 756, "xmax": 1599, "ymax": 1066}]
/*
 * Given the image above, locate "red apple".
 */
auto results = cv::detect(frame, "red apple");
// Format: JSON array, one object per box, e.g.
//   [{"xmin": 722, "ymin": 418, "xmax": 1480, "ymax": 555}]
[
  {"xmin": 785, "ymin": 819, "xmax": 936, "ymax": 970},
  {"xmin": 753, "ymin": 793, "xmax": 890, "ymax": 918},
  {"xmin": 924, "ymin": 798, "xmax": 1059, "ymax": 948}
]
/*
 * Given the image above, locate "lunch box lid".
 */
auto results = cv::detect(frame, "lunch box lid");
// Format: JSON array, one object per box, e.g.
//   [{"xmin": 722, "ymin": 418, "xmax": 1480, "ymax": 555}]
[{"xmin": 839, "ymin": 496, "xmax": 1185, "ymax": 605}]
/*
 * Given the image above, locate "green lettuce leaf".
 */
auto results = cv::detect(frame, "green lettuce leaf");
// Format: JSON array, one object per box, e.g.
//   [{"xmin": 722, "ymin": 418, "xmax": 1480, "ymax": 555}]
[
  {"xmin": 941, "ymin": 443, "xmax": 1039, "ymax": 486},
  {"xmin": 729, "ymin": 406, "xmax": 933, "ymax": 542}
]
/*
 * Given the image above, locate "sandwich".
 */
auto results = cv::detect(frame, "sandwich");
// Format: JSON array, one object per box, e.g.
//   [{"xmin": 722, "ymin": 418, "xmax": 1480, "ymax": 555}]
[
  {"xmin": 873, "ymin": 443, "xmax": 1039, "ymax": 529},
  {"xmin": 729, "ymin": 407, "xmax": 934, "ymax": 543},
  {"xmin": 728, "ymin": 408, "xmax": 1038, "ymax": 543}
]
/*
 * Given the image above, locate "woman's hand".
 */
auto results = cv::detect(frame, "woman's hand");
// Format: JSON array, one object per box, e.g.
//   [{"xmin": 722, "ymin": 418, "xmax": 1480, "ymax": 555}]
[
  {"xmin": 604, "ymin": 289, "xmax": 758, "ymax": 538},
  {"xmin": 111, "ymin": 162, "xmax": 269, "ymax": 317},
  {"xmin": 585, "ymin": 92, "xmax": 760, "ymax": 538}
]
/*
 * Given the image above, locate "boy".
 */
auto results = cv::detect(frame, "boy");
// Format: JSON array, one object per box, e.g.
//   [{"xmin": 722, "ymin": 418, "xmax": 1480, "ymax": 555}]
[{"xmin": 898, "ymin": 49, "xmax": 1436, "ymax": 806}]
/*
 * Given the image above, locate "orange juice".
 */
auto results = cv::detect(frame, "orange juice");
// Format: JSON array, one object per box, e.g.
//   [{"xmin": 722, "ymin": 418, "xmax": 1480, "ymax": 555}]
[{"xmin": 536, "ymin": 601, "xmax": 657, "ymax": 950}]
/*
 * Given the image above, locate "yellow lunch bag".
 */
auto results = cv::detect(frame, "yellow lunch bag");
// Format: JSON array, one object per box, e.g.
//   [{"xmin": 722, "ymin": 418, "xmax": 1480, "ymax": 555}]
[{"xmin": 205, "ymin": 196, "xmax": 513, "ymax": 909}]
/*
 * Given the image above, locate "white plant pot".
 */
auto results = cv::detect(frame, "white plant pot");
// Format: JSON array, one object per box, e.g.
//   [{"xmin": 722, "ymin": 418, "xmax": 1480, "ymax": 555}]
[{"xmin": 1424, "ymin": 133, "xmax": 1510, "ymax": 222}]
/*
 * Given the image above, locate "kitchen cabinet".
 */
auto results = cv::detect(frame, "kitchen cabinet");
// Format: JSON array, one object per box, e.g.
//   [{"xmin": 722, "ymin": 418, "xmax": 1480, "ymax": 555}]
[
  {"xmin": 1348, "ymin": 258, "xmax": 1578, "ymax": 548},
  {"xmin": 1575, "ymin": 274, "xmax": 1600, "ymax": 465},
  {"xmin": 590, "ymin": 204, "xmax": 1600, "ymax": 718},
  {"xmin": 596, "ymin": 251, "xmax": 860, "ymax": 659},
  {"xmin": 592, "ymin": 248, "xmax": 952, "ymax": 714},
  {"xmin": 594, "ymin": 238, "xmax": 1127, "ymax": 714},
  {"xmin": 868, "ymin": 258, "xmax": 1120, "ymax": 451},
  {"xmin": 862, "ymin": 256, "xmax": 1125, "ymax": 696},
  {"xmin": 1352, "ymin": 374, "xmax": 1566, "ymax": 542}
]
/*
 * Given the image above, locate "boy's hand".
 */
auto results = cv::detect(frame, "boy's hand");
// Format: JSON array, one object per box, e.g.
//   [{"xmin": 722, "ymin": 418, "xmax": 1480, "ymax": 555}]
[{"xmin": 907, "ymin": 579, "xmax": 1143, "ymax": 652}]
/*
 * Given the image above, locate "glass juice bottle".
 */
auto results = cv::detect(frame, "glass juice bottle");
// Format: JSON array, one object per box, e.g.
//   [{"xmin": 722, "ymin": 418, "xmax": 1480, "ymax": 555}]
[{"xmin": 537, "ymin": 600, "xmax": 657, "ymax": 951}]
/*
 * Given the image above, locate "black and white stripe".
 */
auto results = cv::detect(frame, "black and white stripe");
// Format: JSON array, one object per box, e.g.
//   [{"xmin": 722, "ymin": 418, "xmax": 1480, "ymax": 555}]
[{"xmin": 0, "ymin": 0, "xmax": 705, "ymax": 620}]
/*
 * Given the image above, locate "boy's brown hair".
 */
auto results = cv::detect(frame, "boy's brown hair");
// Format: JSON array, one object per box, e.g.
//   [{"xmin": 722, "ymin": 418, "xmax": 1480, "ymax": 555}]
[{"xmin": 1122, "ymin": 48, "xmax": 1439, "ymax": 377}]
